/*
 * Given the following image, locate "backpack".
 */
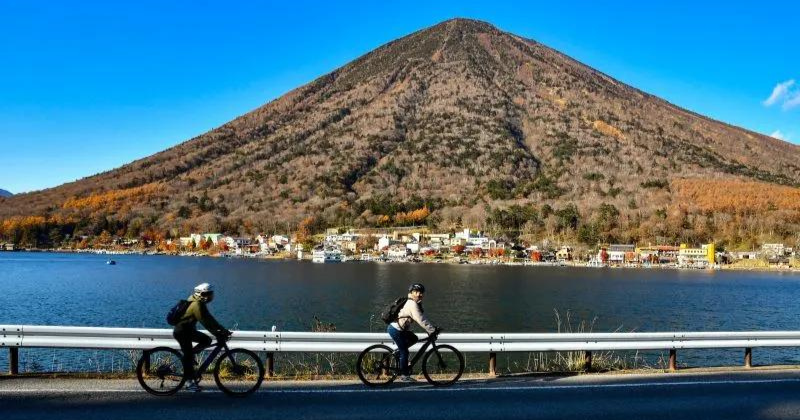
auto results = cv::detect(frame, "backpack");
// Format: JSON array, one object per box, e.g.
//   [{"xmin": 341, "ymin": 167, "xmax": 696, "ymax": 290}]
[
  {"xmin": 380, "ymin": 297, "xmax": 409, "ymax": 324},
  {"xmin": 166, "ymin": 299, "xmax": 191, "ymax": 326}
]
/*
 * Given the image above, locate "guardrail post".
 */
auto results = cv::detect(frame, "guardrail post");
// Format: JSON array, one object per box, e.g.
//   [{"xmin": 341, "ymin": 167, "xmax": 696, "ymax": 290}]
[
  {"xmin": 9, "ymin": 347, "xmax": 19, "ymax": 375},
  {"xmin": 744, "ymin": 348, "xmax": 752, "ymax": 368},
  {"xmin": 489, "ymin": 352, "xmax": 497, "ymax": 376},
  {"xmin": 584, "ymin": 351, "xmax": 592, "ymax": 372},
  {"xmin": 266, "ymin": 353, "xmax": 275, "ymax": 377},
  {"xmin": 668, "ymin": 349, "xmax": 677, "ymax": 372}
]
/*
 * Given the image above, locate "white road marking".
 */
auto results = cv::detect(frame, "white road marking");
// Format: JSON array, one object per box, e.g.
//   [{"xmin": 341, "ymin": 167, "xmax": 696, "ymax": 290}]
[{"xmin": 2, "ymin": 378, "xmax": 800, "ymax": 395}]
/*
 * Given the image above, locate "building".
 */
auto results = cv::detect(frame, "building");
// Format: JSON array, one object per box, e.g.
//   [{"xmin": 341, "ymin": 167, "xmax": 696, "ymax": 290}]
[
  {"xmin": 608, "ymin": 244, "xmax": 635, "ymax": 264},
  {"xmin": 555, "ymin": 246, "xmax": 573, "ymax": 261},
  {"xmin": 762, "ymin": 243, "xmax": 786, "ymax": 258},
  {"xmin": 387, "ymin": 244, "xmax": 409, "ymax": 259},
  {"xmin": 637, "ymin": 245, "xmax": 681, "ymax": 264},
  {"xmin": 678, "ymin": 243, "xmax": 715, "ymax": 267},
  {"xmin": 224, "ymin": 236, "xmax": 251, "ymax": 251},
  {"xmin": 729, "ymin": 251, "xmax": 759, "ymax": 260}
]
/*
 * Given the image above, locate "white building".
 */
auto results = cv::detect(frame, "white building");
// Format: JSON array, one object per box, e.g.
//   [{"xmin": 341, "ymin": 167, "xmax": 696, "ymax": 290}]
[
  {"xmin": 387, "ymin": 244, "xmax": 409, "ymax": 259},
  {"xmin": 608, "ymin": 244, "xmax": 635, "ymax": 264},
  {"xmin": 377, "ymin": 236, "xmax": 391, "ymax": 251},
  {"xmin": 224, "ymin": 236, "xmax": 251, "ymax": 250},
  {"xmin": 762, "ymin": 243, "xmax": 786, "ymax": 257}
]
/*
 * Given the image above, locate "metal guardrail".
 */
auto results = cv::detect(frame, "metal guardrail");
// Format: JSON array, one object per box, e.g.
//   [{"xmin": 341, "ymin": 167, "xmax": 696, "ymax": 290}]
[{"xmin": 4, "ymin": 325, "xmax": 800, "ymax": 374}]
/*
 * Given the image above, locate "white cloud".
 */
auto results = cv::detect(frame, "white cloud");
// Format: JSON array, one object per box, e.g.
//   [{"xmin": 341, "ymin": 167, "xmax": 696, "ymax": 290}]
[
  {"xmin": 783, "ymin": 91, "xmax": 800, "ymax": 110},
  {"xmin": 770, "ymin": 130, "xmax": 786, "ymax": 140},
  {"xmin": 763, "ymin": 79, "xmax": 796, "ymax": 107}
]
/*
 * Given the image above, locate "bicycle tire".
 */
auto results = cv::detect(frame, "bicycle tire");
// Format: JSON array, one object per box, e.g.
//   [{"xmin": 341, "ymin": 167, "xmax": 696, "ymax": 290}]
[
  {"xmin": 213, "ymin": 348, "xmax": 265, "ymax": 397},
  {"xmin": 356, "ymin": 344, "xmax": 398, "ymax": 387},
  {"xmin": 421, "ymin": 344, "xmax": 464, "ymax": 386},
  {"xmin": 136, "ymin": 347, "xmax": 186, "ymax": 396}
]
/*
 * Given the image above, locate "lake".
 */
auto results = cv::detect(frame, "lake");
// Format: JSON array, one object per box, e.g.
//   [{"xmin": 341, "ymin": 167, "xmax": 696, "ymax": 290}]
[{"xmin": 2, "ymin": 252, "xmax": 800, "ymax": 372}]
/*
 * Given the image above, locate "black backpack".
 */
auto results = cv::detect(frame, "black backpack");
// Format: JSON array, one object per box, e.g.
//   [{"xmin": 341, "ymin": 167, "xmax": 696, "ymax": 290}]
[
  {"xmin": 166, "ymin": 299, "xmax": 191, "ymax": 326},
  {"xmin": 380, "ymin": 297, "xmax": 409, "ymax": 324}
]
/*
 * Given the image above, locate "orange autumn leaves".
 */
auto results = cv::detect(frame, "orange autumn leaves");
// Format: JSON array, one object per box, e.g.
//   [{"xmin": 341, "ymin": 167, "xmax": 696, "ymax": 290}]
[
  {"xmin": 672, "ymin": 178, "xmax": 800, "ymax": 213},
  {"xmin": 62, "ymin": 184, "xmax": 163, "ymax": 212},
  {"xmin": 377, "ymin": 207, "xmax": 431, "ymax": 226}
]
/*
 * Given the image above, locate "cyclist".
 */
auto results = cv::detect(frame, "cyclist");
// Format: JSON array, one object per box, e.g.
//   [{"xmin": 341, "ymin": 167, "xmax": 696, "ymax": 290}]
[
  {"xmin": 387, "ymin": 283, "xmax": 438, "ymax": 382},
  {"xmin": 173, "ymin": 282, "xmax": 231, "ymax": 392}
]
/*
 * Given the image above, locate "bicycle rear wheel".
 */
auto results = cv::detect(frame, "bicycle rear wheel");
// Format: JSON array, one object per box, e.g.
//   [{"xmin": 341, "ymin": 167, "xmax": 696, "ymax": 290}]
[
  {"xmin": 422, "ymin": 344, "xmax": 464, "ymax": 386},
  {"xmin": 356, "ymin": 344, "xmax": 398, "ymax": 387},
  {"xmin": 213, "ymin": 348, "xmax": 265, "ymax": 397},
  {"xmin": 137, "ymin": 347, "xmax": 186, "ymax": 396}
]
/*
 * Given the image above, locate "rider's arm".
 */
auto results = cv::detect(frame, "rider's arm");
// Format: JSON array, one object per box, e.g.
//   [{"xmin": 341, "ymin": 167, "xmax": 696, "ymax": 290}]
[
  {"xmin": 197, "ymin": 302, "xmax": 227, "ymax": 336},
  {"xmin": 408, "ymin": 301, "xmax": 436, "ymax": 334}
]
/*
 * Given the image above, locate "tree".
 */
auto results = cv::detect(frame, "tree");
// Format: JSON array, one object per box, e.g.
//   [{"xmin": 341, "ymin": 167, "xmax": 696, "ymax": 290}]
[
  {"xmin": 555, "ymin": 204, "xmax": 580, "ymax": 232},
  {"xmin": 97, "ymin": 230, "xmax": 113, "ymax": 246}
]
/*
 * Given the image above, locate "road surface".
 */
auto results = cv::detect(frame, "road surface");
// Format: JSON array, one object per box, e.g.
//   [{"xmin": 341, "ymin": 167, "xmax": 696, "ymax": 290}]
[{"xmin": 2, "ymin": 370, "xmax": 800, "ymax": 419}]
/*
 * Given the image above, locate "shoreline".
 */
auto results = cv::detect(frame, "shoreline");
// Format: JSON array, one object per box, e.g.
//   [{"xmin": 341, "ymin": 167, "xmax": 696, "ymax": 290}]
[{"xmin": 3, "ymin": 248, "xmax": 798, "ymax": 274}]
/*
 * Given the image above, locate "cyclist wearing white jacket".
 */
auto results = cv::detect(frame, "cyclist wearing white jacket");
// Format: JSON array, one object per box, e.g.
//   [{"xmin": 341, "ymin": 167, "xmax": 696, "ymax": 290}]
[{"xmin": 388, "ymin": 283, "xmax": 438, "ymax": 382}]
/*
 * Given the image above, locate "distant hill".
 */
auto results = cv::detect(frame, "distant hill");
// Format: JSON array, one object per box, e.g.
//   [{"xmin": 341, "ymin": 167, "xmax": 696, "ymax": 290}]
[
  {"xmin": 1, "ymin": 18, "xmax": 799, "ymax": 247},
  {"xmin": 0, "ymin": 189, "xmax": 11, "ymax": 198}
]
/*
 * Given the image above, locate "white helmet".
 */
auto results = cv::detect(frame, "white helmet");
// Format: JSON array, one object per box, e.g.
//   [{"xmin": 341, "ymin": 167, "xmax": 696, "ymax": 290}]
[{"xmin": 193, "ymin": 282, "xmax": 214, "ymax": 296}]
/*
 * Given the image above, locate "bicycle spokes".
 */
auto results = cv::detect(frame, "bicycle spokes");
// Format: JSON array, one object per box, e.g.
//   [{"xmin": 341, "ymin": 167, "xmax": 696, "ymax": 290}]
[{"xmin": 137, "ymin": 347, "xmax": 185, "ymax": 396}]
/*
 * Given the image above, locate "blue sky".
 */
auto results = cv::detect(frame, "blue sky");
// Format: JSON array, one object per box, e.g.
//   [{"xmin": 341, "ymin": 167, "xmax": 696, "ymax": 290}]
[{"xmin": 1, "ymin": 1, "xmax": 798, "ymax": 193}]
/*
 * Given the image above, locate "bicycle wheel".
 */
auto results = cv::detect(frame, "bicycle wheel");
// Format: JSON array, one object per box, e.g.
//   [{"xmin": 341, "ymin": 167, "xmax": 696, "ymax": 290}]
[
  {"xmin": 137, "ymin": 347, "xmax": 186, "ymax": 396},
  {"xmin": 213, "ymin": 348, "xmax": 265, "ymax": 397},
  {"xmin": 356, "ymin": 344, "xmax": 398, "ymax": 387},
  {"xmin": 422, "ymin": 344, "xmax": 464, "ymax": 386}
]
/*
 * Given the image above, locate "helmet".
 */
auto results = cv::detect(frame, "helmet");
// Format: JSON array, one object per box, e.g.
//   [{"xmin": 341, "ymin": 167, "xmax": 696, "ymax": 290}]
[
  {"xmin": 193, "ymin": 283, "xmax": 214, "ymax": 301},
  {"xmin": 408, "ymin": 283, "xmax": 426, "ymax": 293}
]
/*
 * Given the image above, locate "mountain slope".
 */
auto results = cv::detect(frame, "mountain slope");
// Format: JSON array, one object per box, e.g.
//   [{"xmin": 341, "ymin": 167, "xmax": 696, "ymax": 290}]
[
  {"xmin": 0, "ymin": 189, "xmax": 11, "ymax": 198},
  {"xmin": 2, "ymin": 18, "xmax": 799, "ymax": 245}
]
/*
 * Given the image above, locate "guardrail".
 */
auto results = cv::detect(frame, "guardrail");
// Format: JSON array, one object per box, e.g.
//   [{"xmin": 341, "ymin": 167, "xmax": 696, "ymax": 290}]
[{"xmin": 4, "ymin": 325, "xmax": 800, "ymax": 375}]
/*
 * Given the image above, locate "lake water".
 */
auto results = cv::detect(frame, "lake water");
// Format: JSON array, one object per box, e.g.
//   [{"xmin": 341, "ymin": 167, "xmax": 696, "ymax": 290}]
[{"xmin": 2, "ymin": 252, "xmax": 800, "ymax": 372}]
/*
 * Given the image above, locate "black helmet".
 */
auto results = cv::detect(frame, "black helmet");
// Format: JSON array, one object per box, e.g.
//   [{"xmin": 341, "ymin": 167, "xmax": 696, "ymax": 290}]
[{"xmin": 408, "ymin": 283, "xmax": 426, "ymax": 293}]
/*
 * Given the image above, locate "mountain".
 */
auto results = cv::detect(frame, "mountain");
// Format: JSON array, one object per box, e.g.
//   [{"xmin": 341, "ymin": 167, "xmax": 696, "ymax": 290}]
[
  {"xmin": 2, "ymin": 18, "xmax": 799, "ymax": 247},
  {"xmin": 0, "ymin": 189, "xmax": 11, "ymax": 198}
]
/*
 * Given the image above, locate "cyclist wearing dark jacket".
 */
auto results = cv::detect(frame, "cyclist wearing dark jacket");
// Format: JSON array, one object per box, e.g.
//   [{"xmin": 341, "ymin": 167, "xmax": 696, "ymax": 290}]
[{"xmin": 173, "ymin": 282, "xmax": 230, "ymax": 392}]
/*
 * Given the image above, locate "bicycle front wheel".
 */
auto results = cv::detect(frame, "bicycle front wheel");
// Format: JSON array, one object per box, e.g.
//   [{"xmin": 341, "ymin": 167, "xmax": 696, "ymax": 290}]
[
  {"xmin": 356, "ymin": 344, "xmax": 398, "ymax": 387},
  {"xmin": 136, "ymin": 347, "xmax": 186, "ymax": 396},
  {"xmin": 422, "ymin": 344, "xmax": 464, "ymax": 386},
  {"xmin": 213, "ymin": 348, "xmax": 265, "ymax": 397}
]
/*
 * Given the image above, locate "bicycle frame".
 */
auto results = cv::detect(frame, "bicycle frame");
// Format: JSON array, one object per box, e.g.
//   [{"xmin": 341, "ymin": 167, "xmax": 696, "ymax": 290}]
[
  {"xmin": 193, "ymin": 340, "xmax": 231, "ymax": 378},
  {"xmin": 394, "ymin": 333, "xmax": 438, "ymax": 373}
]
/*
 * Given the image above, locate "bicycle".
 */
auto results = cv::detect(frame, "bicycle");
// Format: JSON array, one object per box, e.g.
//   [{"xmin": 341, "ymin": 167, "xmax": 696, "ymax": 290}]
[
  {"xmin": 356, "ymin": 328, "xmax": 464, "ymax": 387},
  {"xmin": 136, "ymin": 334, "xmax": 265, "ymax": 397}
]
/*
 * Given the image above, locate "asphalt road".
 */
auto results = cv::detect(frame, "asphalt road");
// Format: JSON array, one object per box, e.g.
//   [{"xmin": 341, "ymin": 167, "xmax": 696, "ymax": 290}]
[{"xmin": 3, "ymin": 370, "xmax": 800, "ymax": 420}]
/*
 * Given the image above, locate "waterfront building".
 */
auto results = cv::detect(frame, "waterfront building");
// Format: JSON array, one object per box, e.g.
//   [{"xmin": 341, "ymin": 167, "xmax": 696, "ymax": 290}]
[{"xmin": 678, "ymin": 243, "xmax": 715, "ymax": 267}]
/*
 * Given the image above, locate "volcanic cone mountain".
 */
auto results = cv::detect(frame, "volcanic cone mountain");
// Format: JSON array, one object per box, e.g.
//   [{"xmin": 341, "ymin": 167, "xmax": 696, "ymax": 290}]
[{"xmin": 2, "ymin": 18, "xmax": 799, "ymax": 244}]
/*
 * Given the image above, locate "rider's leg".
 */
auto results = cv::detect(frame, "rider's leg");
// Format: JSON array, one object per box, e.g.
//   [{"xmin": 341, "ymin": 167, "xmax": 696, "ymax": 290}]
[
  {"xmin": 387, "ymin": 325, "xmax": 411, "ymax": 375},
  {"xmin": 172, "ymin": 328, "xmax": 196, "ymax": 380},
  {"xmin": 190, "ymin": 330, "xmax": 212, "ymax": 353}
]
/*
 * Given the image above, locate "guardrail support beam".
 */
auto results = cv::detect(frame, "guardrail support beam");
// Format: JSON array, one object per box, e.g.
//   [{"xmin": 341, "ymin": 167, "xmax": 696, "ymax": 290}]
[
  {"xmin": 668, "ymin": 349, "xmax": 677, "ymax": 372},
  {"xmin": 745, "ymin": 347, "xmax": 752, "ymax": 368},
  {"xmin": 266, "ymin": 352, "xmax": 275, "ymax": 377},
  {"xmin": 584, "ymin": 351, "xmax": 592, "ymax": 372},
  {"xmin": 9, "ymin": 347, "xmax": 19, "ymax": 375},
  {"xmin": 489, "ymin": 352, "xmax": 497, "ymax": 376}
]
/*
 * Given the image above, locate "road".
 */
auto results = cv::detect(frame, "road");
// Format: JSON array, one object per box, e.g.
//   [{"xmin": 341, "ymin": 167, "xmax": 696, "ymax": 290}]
[{"xmin": 3, "ymin": 370, "xmax": 800, "ymax": 419}]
